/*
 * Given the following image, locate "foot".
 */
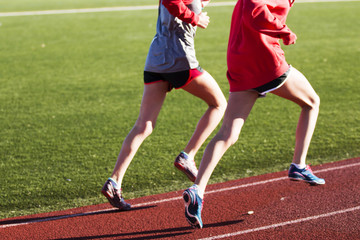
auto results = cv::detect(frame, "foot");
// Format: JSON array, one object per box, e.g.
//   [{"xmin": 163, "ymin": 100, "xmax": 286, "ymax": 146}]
[
  {"xmin": 183, "ymin": 186, "xmax": 203, "ymax": 229},
  {"xmin": 174, "ymin": 152, "xmax": 198, "ymax": 182},
  {"xmin": 288, "ymin": 164, "xmax": 325, "ymax": 185},
  {"xmin": 101, "ymin": 179, "xmax": 131, "ymax": 210}
]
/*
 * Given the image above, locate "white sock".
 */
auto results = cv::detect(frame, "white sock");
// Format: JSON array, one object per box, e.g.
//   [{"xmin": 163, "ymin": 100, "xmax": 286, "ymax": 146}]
[
  {"xmin": 191, "ymin": 184, "xmax": 204, "ymax": 199},
  {"xmin": 292, "ymin": 163, "xmax": 306, "ymax": 169}
]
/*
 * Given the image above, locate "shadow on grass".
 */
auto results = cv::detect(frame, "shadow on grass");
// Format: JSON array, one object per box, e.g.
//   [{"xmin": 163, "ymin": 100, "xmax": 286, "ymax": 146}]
[
  {"xmin": 52, "ymin": 219, "xmax": 244, "ymax": 240},
  {"xmin": 0, "ymin": 205, "xmax": 155, "ymax": 227}
]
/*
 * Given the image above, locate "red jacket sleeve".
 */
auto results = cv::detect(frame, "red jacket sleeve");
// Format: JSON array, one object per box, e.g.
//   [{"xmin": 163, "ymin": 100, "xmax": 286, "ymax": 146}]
[
  {"xmin": 162, "ymin": 0, "xmax": 199, "ymax": 26},
  {"xmin": 243, "ymin": 0, "xmax": 296, "ymax": 44}
]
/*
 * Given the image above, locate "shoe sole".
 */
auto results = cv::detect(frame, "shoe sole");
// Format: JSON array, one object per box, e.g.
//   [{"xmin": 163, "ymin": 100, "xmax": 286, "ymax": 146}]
[
  {"xmin": 288, "ymin": 176, "xmax": 325, "ymax": 185},
  {"xmin": 101, "ymin": 189, "xmax": 131, "ymax": 210},
  {"xmin": 101, "ymin": 189, "xmax": 118, "ymax": 208},
  {"xmin": 183, "ymin": 190, "xmax": 202, "ymax": 229},
  {"xmin": 174, "ymin": 162, "xmax": 196, "ymax": 182}
]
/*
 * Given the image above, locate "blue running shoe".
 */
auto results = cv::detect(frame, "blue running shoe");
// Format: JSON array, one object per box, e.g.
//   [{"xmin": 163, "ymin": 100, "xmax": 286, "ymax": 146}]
[
  {"xmin": 288, "ymin": 164, "xmax": 325, "ymax": 185},
  {"xmin": 183, "ymin": 187, "xmax": 203, "ymax": 229}
]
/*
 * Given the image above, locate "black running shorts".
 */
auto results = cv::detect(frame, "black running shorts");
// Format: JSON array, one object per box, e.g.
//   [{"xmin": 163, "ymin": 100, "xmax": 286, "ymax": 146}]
[{"xmin": 144, "ymin": 66, "xmax": 204, "ymax": 89}]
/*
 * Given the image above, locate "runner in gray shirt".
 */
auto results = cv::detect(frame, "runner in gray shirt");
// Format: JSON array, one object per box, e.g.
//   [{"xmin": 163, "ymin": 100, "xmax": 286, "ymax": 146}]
[{"xmin": 101, "ymin": 0, "xmax": 227, "ymax": 210}]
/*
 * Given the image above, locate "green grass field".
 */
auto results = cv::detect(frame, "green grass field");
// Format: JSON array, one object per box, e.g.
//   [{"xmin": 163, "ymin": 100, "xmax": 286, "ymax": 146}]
[{"xmin": 1, "ymin": 0, "xmax": 359, "ymax": 219}]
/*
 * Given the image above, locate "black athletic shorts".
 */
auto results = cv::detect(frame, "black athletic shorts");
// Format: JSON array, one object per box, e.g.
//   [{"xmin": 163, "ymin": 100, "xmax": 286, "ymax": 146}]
[
  {"xmin": 253, "ymin": 66, "xmax": 292, "ymax": 97},
  {"xmin": 144, "ymin": 66, "xmax": 204, "ymax": 90}
]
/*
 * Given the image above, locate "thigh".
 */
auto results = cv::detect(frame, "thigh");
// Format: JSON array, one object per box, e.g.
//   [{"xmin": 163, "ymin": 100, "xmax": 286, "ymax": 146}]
[
  {"xmin": 271, "ymin": 67, "xmax": 319, "ymax": 107},
  {"xmin": 137, "ymin": 81, "xmax": 169, "ymax": 126},
  {"xmin": 182, "ymin": 70, "xmax": 226, "ymax": 107},
  {"xmin": 219, "ymin": 91, "xmax": 258, "ymax": 137}
]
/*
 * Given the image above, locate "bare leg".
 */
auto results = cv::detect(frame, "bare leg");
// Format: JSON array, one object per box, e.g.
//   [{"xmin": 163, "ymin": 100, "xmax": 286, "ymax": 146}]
[
  {"xmin": 110, "ymin": 81, "xmax": 169, "ymax": 187},
  {"xmin": 272, "ymin": 67, "xmax": 320, "ymax": 167},
  {"xmin": 181, "ymin": 70, "xmax": 227, "ymax": 160},
  {"xmin": 195, "ymin": 91, "xmax": 258, "ymax": 193}
]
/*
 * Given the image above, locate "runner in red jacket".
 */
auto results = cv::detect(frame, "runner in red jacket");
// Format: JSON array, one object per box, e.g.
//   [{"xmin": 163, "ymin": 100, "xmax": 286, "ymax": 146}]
[
  {"xmin": 183, "ymin": 0, "xmax": 325, "ymax": 229},
  {"xmin": 227, "ymin": 0, "xmax": 296, "ymax": 91}
]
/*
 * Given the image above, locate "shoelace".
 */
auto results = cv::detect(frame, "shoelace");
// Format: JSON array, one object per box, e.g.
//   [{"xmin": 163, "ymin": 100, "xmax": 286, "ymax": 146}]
[
  {"xmin": 190, "ymin": 159, "xmax": 197, "ymax": 169},
  {"xmin": 305, "ymin": 165, "xmax": 314, "ymax": 174},
  {"xmin": 183, "ymin": 155, "xmax": 197, "ymax": 170}
]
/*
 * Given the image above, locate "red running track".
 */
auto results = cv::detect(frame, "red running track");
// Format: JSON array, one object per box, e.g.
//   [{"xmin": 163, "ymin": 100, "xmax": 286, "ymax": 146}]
[{"xmin": 1, "ymin": 157, "xmax": 359, "ymax": 240}]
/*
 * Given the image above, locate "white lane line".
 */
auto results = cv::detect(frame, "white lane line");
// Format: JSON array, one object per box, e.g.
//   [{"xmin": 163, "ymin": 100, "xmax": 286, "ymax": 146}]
[
  {"xmin": 131, "ymin": 161, "xmax": 360, "ymax": 208},
  {"xmin": 198, "ymin": 205, "xmax": 360, "ymax": 240},
  {"xmin": 0, "ymin": 5, "xmax": 158, "ymax": 17},
  {"xmin": 1, "ymin": 160, "xmax": 359, "ymax": 229},
  {"xmin": 1, "ymin": 0, "xmax": 359, "ymax": 17},
  {"xmin": 206, "ymin": 161, "xmax": 360, "ymax": 195}
]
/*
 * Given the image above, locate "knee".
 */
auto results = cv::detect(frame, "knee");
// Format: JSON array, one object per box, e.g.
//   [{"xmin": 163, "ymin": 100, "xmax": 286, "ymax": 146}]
[
  {"xmin": 134, "ymin": 120, "xmax": 154, "ymax": 138},
  {"xmin": 223, "ymin": 132, "xmax": 240, "ymax": 148},
  {"xmin": 304, "ymin": 93, "xmax": 320, "ymax": 111},
  {"xmin": 212, "ymin": 95, "xmax": 227, "ymax": 115},
  {"xmin": 227, "ymin": 133, "xmax": 239, "ymax": 147},
  {"xmin": 313, "ymin": 94, "xmax": 320, "ymax": 109},
  {"xmin": 219, "ymin": 98, "xmax": 228, "ymax": 115},
  {"xmin": 218, "ymin": 125, "xmax": 241, "ymax": 148}
]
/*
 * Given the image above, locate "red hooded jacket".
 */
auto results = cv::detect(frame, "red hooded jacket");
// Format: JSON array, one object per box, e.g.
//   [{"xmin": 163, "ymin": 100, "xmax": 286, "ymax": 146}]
[{"xmin": 227, "ymin": 0, "xmax": 296, "ymax": 92}]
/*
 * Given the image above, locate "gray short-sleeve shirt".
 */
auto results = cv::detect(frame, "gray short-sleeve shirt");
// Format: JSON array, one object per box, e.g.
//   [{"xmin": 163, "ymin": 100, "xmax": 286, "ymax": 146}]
[{"xmin": 144, "ymin": 0, "xmax": 201, "ymax": 73}]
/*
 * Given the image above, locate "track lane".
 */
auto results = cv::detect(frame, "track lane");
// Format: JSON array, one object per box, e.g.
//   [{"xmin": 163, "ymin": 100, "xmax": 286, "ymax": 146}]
[{"xmin": 1, "ymin": 157, "xmax": 359, "ymax": 239}]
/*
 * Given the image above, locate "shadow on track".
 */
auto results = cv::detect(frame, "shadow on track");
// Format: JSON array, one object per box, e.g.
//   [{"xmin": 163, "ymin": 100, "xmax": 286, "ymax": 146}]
[
  {"xmin": 0, "ymin": 205, "xmax": 156, "ymax": 227},
  {"xmin": 52, "ymin": 219, "xmax": 244, "ymax": 240}
]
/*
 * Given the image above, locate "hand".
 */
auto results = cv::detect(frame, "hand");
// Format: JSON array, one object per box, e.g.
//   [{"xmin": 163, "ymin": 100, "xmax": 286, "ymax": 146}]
[
  {"xmin": 197, "ymin": 12, "xmax": 210, "ymax": 29},
  {"xmin": 282, "ymin": 32, "xmax": 297, "ymax": 45}
]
